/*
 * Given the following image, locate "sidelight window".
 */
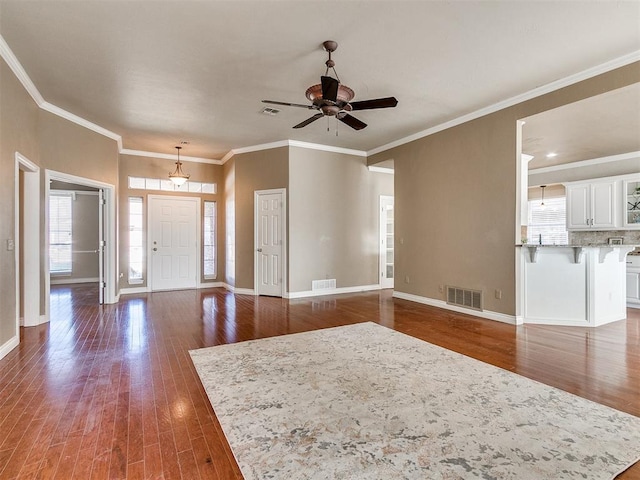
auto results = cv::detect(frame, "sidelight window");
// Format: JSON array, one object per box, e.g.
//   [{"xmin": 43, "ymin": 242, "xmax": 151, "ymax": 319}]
[
  {"xmin": 203, "ymin": 201, "xmax": 216, "ymax": 278},
  {"xmin": 129, "ymin": 197, "xmax": 144, "ymax": 283}
]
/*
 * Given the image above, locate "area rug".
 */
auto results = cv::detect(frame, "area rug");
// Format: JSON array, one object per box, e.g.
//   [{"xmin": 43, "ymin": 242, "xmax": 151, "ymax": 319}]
[{"xmin": 189, "ymin": 322, "xmax": 640, "ymax": 479}]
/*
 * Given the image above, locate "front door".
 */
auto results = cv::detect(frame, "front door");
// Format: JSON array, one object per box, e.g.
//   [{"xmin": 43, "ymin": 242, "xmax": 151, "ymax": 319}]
[
  {"xmin": 255, "ymin": 189, "xmax": 285, "ymax": 297},
  {"xmin": 149, "ymin": 196, "xmax": 199, "ymax": 291}
]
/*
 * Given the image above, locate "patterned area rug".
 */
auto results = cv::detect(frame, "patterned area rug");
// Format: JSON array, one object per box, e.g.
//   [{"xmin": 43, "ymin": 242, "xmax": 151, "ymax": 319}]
[{"xmin": 190, "ymin": 322, "xmax": 640, "ymax": 479}]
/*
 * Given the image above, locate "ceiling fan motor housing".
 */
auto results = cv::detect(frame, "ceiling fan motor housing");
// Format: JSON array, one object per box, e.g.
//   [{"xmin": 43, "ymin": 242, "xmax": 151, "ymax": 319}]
[{"xmin": 305, "ymin": 83, "xmax": 355, "ymax": 116}]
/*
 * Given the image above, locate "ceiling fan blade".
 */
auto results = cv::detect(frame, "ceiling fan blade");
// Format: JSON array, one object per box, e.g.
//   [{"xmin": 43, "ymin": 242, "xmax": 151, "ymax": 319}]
[
  {"xmin": 293, "ymin": 113, "xmax": 324, "ymax": 129},
  {"xmin": 338, "ymin": 114, "xmax": 367, "ymax": 131},
  {"xmin": 262, "ymin": 100, "xmax": 315, "ymax": 109},
  {"xmin": 321, "ymin": 76, "xmax": 339, "ymax": 103},
  {"xmin": 349, "ymin": 97, "xmax": 398, "ymax": 110}
]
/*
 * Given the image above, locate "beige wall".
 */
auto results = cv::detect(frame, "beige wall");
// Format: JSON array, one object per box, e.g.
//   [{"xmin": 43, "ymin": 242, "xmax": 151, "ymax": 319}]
[
  {"xmin": 369, "ymin": 62, "xmax": 640, "ymax": 316},
  {"xmin": 288, "ymin": 147, "xmax": 393, "ymax": 292},
  {"xmin": 232, "ymin": 147, "xmax": 289, "ymax": 290},
  {"xmin": 0, "ymin": 56, "xmax": 120, "ymax": 350},
  {"xmin": 0, "ymin": 59, "xmax": 40, "ymax": 346},
  {"xmin": 118, "ymin": 154, "xmax": 225, "ymax": 289}
]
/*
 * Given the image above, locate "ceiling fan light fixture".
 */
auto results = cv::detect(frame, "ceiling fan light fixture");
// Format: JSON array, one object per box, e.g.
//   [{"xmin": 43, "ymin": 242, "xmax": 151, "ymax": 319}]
[
  {"xmin": 305, "ymin": 83, "xmax": 355, "ymax": 106},
  {"xmin": 169, "ymin": 146, "xmax": 190, "ymax": 186}
]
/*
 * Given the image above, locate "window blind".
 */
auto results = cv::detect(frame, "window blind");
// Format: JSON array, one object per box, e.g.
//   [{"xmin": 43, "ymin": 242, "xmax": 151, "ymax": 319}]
[
  {"xmin": 49, "ymin": 193, "xmax": 73, "ymax": 274},
  {"xmin": 527, "ymin": 197, "xmax": 568, "ymax": 245}
]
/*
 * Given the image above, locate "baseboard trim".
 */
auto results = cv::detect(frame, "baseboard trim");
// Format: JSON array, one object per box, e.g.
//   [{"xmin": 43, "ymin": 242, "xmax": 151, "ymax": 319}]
[
  {"xmin": 198, "ymin": 281, "xmax": 226, "ymax": 289},
  {"xmin": 232, "ymin": 287, "xmax": 256, "ymax": 296},
  {"xmin": 628, "ymin": 303, "xmax": 640, "ymax": 310},
  {"xmin": 51, "ymin": 277, "xmax": 99, "ymax": 285},
  {"xmin": 286, "ymin": 284, "xmax": 381, "ymax": 299},
  {"xmin": 119, "ymin": 286, "xmax": 149, "ymax": 295},
  {"xmin": 0, "ymin": 335, "xmax": 19, "ymax": 361},
  {"xmin": 392, "ymin": 291, "xmax": 517, "ymax": 325},
  {"xmin": 23, "ymin": 314, "xmax": 49, "ymax": 327}
]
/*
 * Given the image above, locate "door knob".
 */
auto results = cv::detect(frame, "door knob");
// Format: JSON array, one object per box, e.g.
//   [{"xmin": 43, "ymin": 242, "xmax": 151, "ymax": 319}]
[
  {"xmin": 153, "ymin": 247, "xmax": 157, "ymax": 251},
  {"xmin": 257, "ymin": 248, "xmax": 262, "ymax": 252}
]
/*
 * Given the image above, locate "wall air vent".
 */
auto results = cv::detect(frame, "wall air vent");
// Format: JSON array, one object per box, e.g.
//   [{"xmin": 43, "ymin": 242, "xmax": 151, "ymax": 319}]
[
  {"xmin": 446, "ymin": 286, "xmax": 483, "ymax": 311},
  {"xmin": 312, "ymin": 279, "xmax": 336, "ymax": 291},
  {"xmin": 261, "ymin": 107, "xmax": 280, "ymax": 116}
]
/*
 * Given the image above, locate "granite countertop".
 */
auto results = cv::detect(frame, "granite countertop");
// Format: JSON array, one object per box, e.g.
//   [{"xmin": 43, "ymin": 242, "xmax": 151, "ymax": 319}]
[{"xmin": 517, "ymin": 244, "xmax": 640, "ymax": 249}]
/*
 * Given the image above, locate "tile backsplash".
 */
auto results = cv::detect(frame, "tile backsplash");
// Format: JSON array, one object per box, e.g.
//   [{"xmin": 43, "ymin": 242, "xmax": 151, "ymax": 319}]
[{"xmin": 568, "ymin": 230, "xmax": 640, "ymax": 245}]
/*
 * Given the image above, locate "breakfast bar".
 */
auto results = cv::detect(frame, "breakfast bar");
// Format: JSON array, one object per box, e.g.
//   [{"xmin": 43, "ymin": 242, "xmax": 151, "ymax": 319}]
[{"xmin": 520, "ymin": 244, "xmax": 637, "ymax": 327}]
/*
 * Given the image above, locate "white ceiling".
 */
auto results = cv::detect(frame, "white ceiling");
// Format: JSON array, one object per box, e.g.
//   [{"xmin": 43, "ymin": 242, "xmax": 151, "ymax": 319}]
[
  {"xmin": 524, "ymin": 83, "xmax": 640, "ymax": 169},
  {"xmin": 1, "ymin": 1, "xmax": 639, "ymax": 160}
]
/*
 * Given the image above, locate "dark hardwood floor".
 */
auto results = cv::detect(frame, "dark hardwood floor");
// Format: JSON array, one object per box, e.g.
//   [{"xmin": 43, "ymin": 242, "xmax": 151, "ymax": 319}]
[{"xmin": 1, "ymin": 284, "xmax": 639, "ymax": 479}]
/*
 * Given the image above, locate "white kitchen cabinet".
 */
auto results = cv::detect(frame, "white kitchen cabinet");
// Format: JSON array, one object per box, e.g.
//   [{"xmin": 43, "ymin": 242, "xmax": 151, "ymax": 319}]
[
  {"xmin": 623, "ymin": 178, "xmax": 640, "ymax": 229},
  {"xmin": 628, "ymin": 271, "xmax": 640, "ymax": 307},
  {"xmin": 565, "ymin": 180, "xmax": 618, "ymax": 230}
]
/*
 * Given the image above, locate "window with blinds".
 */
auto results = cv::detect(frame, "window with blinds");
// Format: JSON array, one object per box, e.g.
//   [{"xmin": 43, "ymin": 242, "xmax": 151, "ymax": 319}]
[
  {"xmin": 204, "ymin": 201, "xmax": 216, "ymax": 278},
  {"xmin": 527, "ymin": 197, "xmax": 568, "ymax": 245},
  {"xmin": 49, "ymin": 193, "xmax": 73, "ymax": 274}
]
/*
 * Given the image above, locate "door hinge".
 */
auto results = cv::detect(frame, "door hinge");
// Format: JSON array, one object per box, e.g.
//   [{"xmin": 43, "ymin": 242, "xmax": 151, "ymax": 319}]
[{"xmin": 100, "ymin": 281, "xmax": 106, "ymax": 288}]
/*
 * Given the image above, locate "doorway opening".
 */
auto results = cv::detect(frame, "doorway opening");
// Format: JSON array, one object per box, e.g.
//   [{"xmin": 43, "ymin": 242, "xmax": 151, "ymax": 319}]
[
  {"xmin": 380, "ymin": 195, "xmax": 394, "ymax": 289},
  {"xmin": 45, "ymin": 170, "xmax": 116, "ymax": 315},
  {"xmin": 15, "ymin": 153, "xmax": 40, "ymax": 334}
]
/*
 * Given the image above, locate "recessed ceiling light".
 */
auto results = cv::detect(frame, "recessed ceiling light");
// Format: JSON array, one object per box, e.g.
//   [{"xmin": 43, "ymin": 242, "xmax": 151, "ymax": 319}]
[{"xmin": 546, "ymin": 152, "xmax": 558, "ymax": 158}]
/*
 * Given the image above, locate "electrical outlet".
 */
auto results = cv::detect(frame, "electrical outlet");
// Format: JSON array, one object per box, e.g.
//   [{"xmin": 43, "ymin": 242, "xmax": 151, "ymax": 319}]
[
  {"xmin": 404, "ymin": 275, "xmax": 410, "ymax": 284},
  {"xmin": 495, "ymin": 289, "xmax": 502, "ymax": 300},
  {"xmin": 438, "ymin": 285, "xmax": 444, "ymax": 293},
  {"xmin": 6, "ymin": 239, "xmax": 14, "ymax": 251}
]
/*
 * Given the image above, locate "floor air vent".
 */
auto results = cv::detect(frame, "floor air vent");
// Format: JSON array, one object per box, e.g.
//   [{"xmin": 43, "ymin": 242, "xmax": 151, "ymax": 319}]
[
  {"xmin": 312, "ymin": 279, "xmax": 336, "ymax": 291},
  {"xmin": 446, "ymin": 286, "xmax": 483, "ymax": 311}
]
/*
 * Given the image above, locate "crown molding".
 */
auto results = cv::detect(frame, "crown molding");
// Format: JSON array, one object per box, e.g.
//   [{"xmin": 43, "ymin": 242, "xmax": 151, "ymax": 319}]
[
  {"xmin": 220, "ymin": 139, "xmax": 367, "ymax": 164},
  {"xmin": 120, "ymin": 149, "xmax": 223, "ymax": 165},
  {"xmin": 287, "ymin": 140, "xmax": 367, "ymax": 157},
  {"xmin": 3, "ymin": 31, "xmax": 638, "ymax": 166},
  {"xmin": 0, "ymin": 35, "xmax": 123, "ymax": 150},
  {"xmin": 367, "ymin": 166, "xmax": 394, "ymax": 174},
  {"xmin": 0, "ymin": 35, "xmax": 44, "ymax": 105},
  {"xmin": 528, "ymin": 151, "xmax": 640, "ymax": 175},
  {"xmin": 367, "ymin": 50, "xmax": 640, "ymax": 157},
  {"xmin": 41, "ymin": 101, "xmax": 123, "ymax": 150}
]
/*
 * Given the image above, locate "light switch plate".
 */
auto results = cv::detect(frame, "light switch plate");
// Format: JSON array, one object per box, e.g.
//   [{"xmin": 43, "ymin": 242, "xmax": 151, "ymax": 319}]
[{"xmin": 6, "ymin": 239, "xmax": 15, "ymax": 251}]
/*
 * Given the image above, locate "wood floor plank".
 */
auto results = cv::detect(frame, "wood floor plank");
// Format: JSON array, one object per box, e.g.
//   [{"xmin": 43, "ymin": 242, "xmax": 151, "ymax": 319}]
[{"xmin": 0, "ymin": 284, "xmax": 638, "ymax": 478}]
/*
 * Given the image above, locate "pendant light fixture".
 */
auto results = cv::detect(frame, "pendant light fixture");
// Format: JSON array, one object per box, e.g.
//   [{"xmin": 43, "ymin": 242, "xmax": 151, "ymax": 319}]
[
  {"xmin": 169, "ymin": 145, "xmax": 190, "ymax": 186},
  {"xmin": 540, "ymin": 185, "xmax": 546, "ymax": 209}
]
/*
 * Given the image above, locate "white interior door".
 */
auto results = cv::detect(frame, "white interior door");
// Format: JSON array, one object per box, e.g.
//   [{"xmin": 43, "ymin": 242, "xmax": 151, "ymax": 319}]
[
  {"xmin": 149, "ymin": 196, "xmax": 199, "ymax": 291},
  {"xmin": 255, "ymin": 190, "xmax": 285, "ymax": 297},
  {"xmin": 380, "ymin": 196, "xmax": 394, "ymax": 289}
]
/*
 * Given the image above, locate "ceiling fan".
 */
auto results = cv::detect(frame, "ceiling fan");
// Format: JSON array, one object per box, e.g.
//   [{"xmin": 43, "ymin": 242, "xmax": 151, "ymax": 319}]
[{"xmin": 262, "ymin": 40, "xmax": 398, "ymax": 131}]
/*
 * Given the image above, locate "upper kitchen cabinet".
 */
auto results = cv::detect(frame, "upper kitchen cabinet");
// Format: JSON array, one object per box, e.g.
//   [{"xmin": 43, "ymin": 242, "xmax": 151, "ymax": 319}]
[
  {"xmin": 565, "ymin": 179, "xmax": 618, "ymax": 230},
  {"xmin": 565, "ymin": 173, "xmax": 640, "ymax": 231},
  {"xmin": 624, "ymin": 177, "xmax": 640, "ymax": 229}
]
